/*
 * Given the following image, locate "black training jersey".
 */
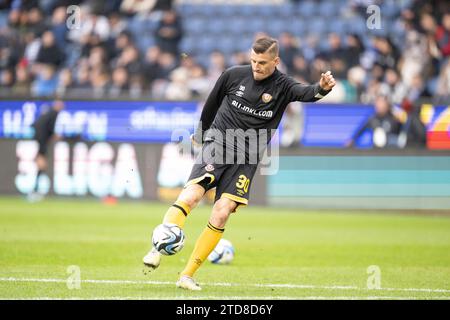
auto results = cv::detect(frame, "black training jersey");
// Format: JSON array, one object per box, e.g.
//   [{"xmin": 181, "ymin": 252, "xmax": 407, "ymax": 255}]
[
  {"xmin": 194, "ymin": 65, "xmax": 330, "ymax": 148},
  {"xmin": 32, "ymin": 108, "xmax": 59, "ymax": 140}
]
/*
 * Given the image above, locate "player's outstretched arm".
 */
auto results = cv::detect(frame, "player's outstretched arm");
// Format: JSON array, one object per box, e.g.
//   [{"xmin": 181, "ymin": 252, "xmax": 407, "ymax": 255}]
[{"xmin": 288, "ymin": 70, "xmax": 336, "ymax": 102}]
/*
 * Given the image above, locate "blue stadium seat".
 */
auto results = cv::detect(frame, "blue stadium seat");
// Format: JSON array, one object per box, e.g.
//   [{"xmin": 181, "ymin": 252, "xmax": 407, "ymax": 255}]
[
  {"xmin": 398, "ymin": 0, "xmax": 413, "ymax": 10},
  {"xmin": 381, "ymin": 0, "xmax": 401, "ymax": 18},
  {"xmin": 345, "ymin": 16, "xmax": 367, "ymax": 35},
  {"xmin": 208, "ymin": 18, "xmax": 229, "ymax": 35},
  {"xmin": 236, "ymin": 5, "xmax": 258, "ymax": 18},
  {"xmin": 361, "ymin": 37, "xmax": 372, "ymax": 51},
  {"xmin": 268, "ymin": 5, "xmax": 283, "ymax": 18},
  {"xmin": 178, "ymin": 4, "xmax": 200, "ymax": 17},
  {"xmin": 184, "ymin": 17, "xmax": 207, "ymax": 34},
  {"xmin": 180, "ymin": 38, "xmax": 196, "ymax": 55},
  {"xmin": 136, "ymin": 36, "xmax": 155, "ymax": 54},
  {"xmin": 247, "ymin": 19, "xmax": 265, "ymax": 34},
  {"xmin": 226, "ymin": 17, "xmax": 248, "ymax": 35},
  {"xmin": 337, "ymin": 0, "xmax": 350, "ymax": 7},
  {"xmin": 329, "ymin": 19, "xmax": 346, "ymax": 35},
  {"xmin": 235, "ymin": 34, "xmax": 254, "ymax": 52},
  {"xmin": 197, "ymin": 35, "xmax": 219, "ymax": 53},
  {"xmin": 306, "ymin": 18, "xmax": 329, "ymax": 35},
  {"xmin": 297, "ymin": 0, "xmax": 317, "ymax": 17},
  {"xmin": 265, "ymin": 18, "xmax": 289, "ymax": 37},
  {"xmin": 288, "ymin": 18, "xmax": 307, "ymax": 36},
  {"xmin": 318, "ymin": 37, "xmax": 330, "ymax": 52},
  {"xmin": 278, "ymin": 3, "xmax": 298, "ymax": 18},
  {"xmin": 390, "ymin": 21, "xmax": 406, "ymax": 46},
  {"xmin": 63, "ymin": 44, "xmax": 81, "ymax": 68},
  {"xmin": 128, "ymin": 16, "xmax": 145, "ymax": 36},
  {"xmin": 216, "ymin": 5, "xmax": 239, "ymax": 18},
  {"xmin": 214, "ymin": 36, "xmax": 238, "ymax": 54},
  {"xmin": 318, "ymin": 1, "xmax": 339, "ymax": 18},
  {"xmin": 427, "ymin": 76, "xmax": 438, "ymax": 96},
  {"xmin": 0, "ymin": 11, "xmax": 7, "ymax": 28},
  {"xmin": 196, "ymin": 4, "xmax": 220, "ymax": 18},
  {"xmin": 253, "ymin": 5, "xmax": 277, "ymax": 18},
  {"xmin": 197, "ymin": 53, "xmax": 211, "ymax": 68}
]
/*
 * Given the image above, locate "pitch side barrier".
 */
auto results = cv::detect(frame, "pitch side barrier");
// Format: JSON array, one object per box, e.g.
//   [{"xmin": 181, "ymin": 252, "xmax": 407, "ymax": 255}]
[{"xmin": 271, "ymin": 148, "xmax": 450, "ymax": 210}]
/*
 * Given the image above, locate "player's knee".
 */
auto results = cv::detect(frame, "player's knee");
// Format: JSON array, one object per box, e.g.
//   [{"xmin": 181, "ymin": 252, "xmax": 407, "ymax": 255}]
[
  {"xmin": 210, "ymin": 211, "xmax": 229, "ymax": 229},
  {"xmin": 177, "ymin": 193, "xmax": 200, "ymax": 210},
  {"xmin": 36, "ymin": 155, "xmax": 47, "ymax": 168},
  {"xmin": 211, "ymin": 198, "xmax": 236, "ymax": 228},
  {"xmin": 177, "ymin": 185, "xmax": 204, "ymax": 209}
]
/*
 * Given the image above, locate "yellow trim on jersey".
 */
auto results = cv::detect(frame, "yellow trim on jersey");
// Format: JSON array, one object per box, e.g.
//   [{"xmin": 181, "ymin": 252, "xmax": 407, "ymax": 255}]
[{"xmin": 185, "ymin": 173, "xmax": 215, "ymax": 188}]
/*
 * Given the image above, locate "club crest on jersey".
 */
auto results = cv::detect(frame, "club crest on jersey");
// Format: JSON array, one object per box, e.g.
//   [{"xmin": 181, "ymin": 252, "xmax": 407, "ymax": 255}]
[
  {"xmin": 205, "ymin": 164, "xmax": 215, "ymax": 172},
  {"xmin": 262, "ymin": 93, "xmax": 272, "ymax": 103}
]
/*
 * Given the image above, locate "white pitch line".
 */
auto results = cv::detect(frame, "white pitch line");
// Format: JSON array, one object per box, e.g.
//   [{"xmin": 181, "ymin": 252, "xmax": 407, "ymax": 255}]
[
  {"xmin": 1, "ymin": 296, "xmax": 450, "ymax": 300},
  {"xmin": 0, "ymin": 278, "xmax": 173, "ymax": 285},
  {"xmin": 0, "ymin": 277, "xmax": 357, "ymax": 290},
  {"xmin": 373, "ymin": 287, "xmax": 450, "ymax": 293},
  {"xmin": 0, "ymin": 277, "xmax": 449, "ymax": 294},
  {"xmin": 0, "ymin": 296, "xmax": 298, "ymax": 300}
]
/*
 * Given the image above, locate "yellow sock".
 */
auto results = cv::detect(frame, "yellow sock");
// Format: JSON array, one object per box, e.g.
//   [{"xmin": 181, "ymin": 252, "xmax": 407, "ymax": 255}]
[
  {"xmin": 162, "ymin": 200, "xmax": 191, "ymax": 229},
  {"xmin": 180, "ymin": 222, "xmax": 224, "ymax": 278}
]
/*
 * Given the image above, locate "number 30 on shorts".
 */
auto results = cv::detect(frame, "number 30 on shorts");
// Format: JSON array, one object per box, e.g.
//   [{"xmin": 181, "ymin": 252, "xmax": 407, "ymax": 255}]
[{"xmin": 236, "ymin": 175, "xmax": 250, "ymax": 193}]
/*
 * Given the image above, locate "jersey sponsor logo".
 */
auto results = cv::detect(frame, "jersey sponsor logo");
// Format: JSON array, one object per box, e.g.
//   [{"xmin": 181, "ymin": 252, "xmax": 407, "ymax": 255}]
[
  {"xmin": 262, "ymin": 93, "xmax": 272, "ymax": 103},
  {"xmin": 231, "ymin": 100, "xmax": 273, "ymax": 119}
]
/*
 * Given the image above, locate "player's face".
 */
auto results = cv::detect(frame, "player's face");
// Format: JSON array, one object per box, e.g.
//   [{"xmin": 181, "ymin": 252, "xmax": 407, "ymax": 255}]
[{"xmin": 250, "ymin": 50, "xmax": 280, "ymax": 81}]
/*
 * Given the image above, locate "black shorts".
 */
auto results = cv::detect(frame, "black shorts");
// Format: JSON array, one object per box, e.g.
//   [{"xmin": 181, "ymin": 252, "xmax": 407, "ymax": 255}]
[
  {"xmin": 185, "ymin": 141, "xmax": 258, "ymax": 210},
  {"xmin": 34, "ymin": 135, "xmax": 50, "ymax": 156}
]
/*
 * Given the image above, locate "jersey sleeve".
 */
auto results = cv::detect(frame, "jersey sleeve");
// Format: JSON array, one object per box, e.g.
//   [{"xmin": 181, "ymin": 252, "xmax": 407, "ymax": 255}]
[
  {"xmin": 285, "ymin": 77, "xmax": 331, "ymax": 102},
  {"xmin": 193, "ymin": 69, "xmax": 231, "ymax": 143}
]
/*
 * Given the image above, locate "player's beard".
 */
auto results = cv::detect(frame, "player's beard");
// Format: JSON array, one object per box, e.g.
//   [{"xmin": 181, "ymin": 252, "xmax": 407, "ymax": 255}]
[{"xmin": 253, "ymin": 71, "xmax": 265, "ymax": 81}]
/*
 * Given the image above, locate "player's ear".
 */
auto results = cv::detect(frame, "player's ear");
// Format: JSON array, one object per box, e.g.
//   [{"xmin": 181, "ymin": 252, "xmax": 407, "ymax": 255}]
[{"xmin": 274, "ymin": 56, "xmax": 280, "ymax": 66}]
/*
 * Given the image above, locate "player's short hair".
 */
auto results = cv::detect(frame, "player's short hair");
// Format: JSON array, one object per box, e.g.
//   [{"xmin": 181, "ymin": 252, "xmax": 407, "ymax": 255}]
[{"xmin": 252, "ymin": 37, "xmax": 279, "ymax": 57}]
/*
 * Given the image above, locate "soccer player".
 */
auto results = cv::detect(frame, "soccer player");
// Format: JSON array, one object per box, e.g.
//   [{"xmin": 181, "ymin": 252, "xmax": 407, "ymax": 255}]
[
  {"xmin": 143, "ymin": 37, "xmax": 336, "ymax": 290},
  {"xmin": 28, "ymin": 100, "xmax": 64, "ymax": 201}
]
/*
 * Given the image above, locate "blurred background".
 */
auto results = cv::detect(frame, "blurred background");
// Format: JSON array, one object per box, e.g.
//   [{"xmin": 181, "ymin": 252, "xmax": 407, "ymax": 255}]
[{"xmin": 0, "ymin": 0, "xmax": 449, "ymax": 210}]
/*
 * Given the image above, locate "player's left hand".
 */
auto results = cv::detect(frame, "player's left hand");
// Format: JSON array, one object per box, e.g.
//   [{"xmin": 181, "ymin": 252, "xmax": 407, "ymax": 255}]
[{"xmin": 319, "ymin": 71, "xmax": 336, "ymax": 91}]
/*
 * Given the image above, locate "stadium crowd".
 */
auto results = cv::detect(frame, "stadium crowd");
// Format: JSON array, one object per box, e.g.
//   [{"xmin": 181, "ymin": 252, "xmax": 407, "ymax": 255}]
[{"xmin": 0, "ymin": 0, "xmax": 449, "ymax": 108}]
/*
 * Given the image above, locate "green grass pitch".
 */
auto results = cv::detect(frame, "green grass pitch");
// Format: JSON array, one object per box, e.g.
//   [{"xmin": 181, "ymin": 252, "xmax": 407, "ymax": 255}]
[{"xmin": 0, "ymin": 196, "xmax": 449, "ymax": 300}]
